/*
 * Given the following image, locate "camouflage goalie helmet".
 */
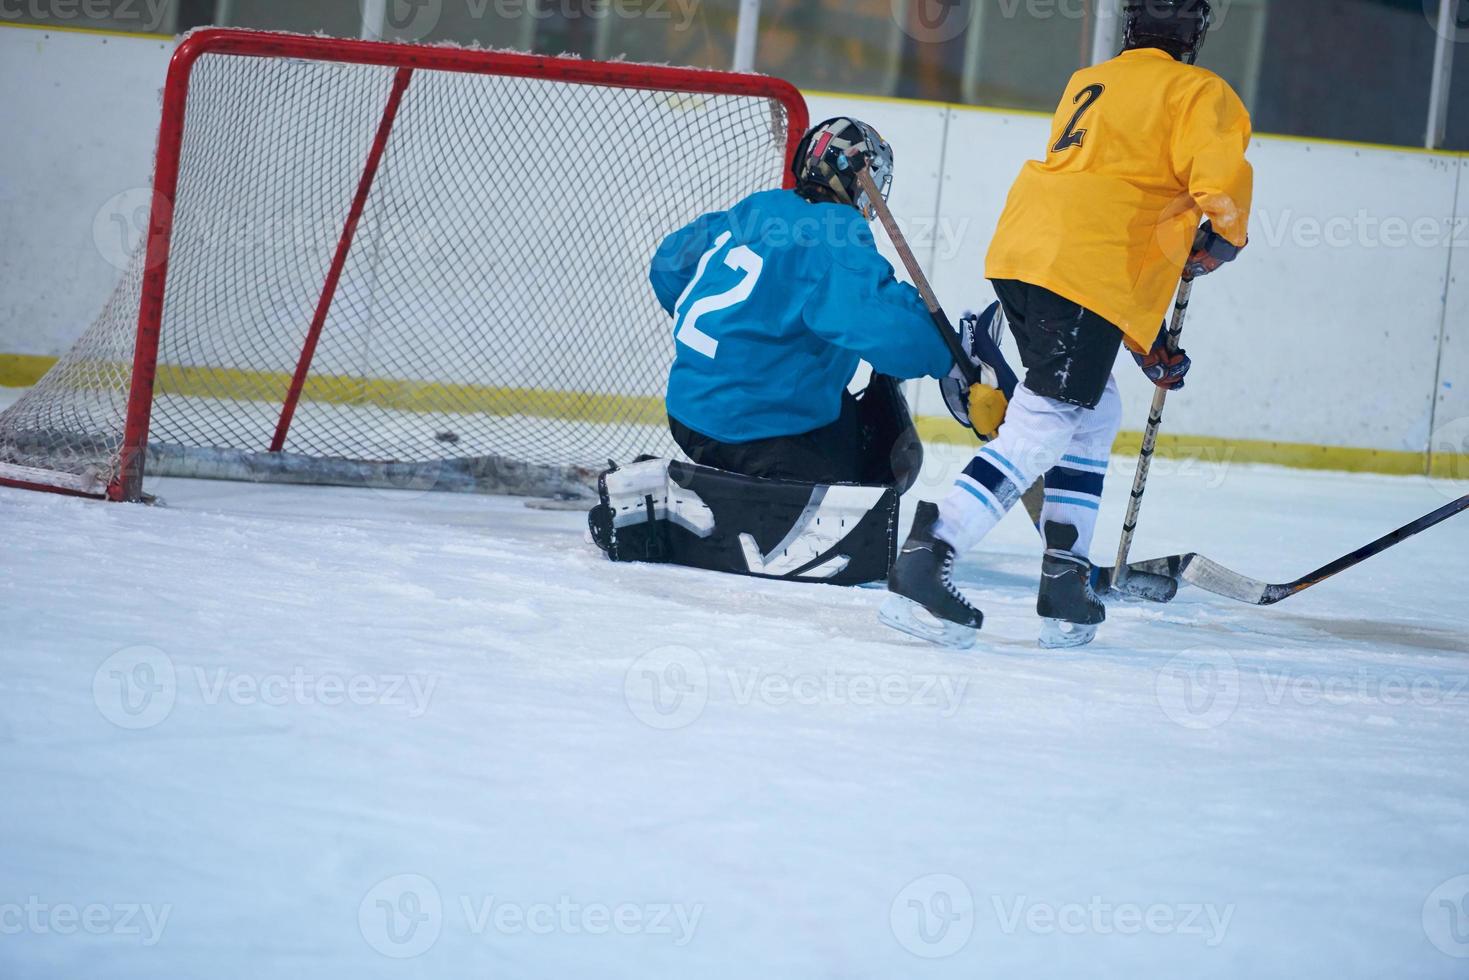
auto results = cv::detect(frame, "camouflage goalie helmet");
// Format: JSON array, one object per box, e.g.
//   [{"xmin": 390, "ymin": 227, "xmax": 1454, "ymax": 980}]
[{"xmin": 790, "ymin": 117, "xmax": 894, "ymax": 221}]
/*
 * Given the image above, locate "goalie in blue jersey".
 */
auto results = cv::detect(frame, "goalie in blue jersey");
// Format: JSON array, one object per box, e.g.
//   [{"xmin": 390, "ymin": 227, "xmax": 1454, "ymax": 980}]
[
  {"xmin": 649, "ymin": 117, "xmax": 990, "ymax": 488},
  {"xmin": 592, "ymin": 118, "xmax": 1008, "ymax": 587}
]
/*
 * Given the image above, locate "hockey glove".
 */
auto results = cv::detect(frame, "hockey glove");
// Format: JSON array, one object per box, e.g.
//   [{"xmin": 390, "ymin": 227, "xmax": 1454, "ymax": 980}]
[
  {"xmin": 941, "ymin": 304, "xmax": 1010, "ymax": 441},
  {"xmin": 1132, "ymin": 322, "xmax": 1191, "ymax": 391},
  {"xmin": 1184, "ymin": 220, "xmax": 1245, "ymax": 280}
]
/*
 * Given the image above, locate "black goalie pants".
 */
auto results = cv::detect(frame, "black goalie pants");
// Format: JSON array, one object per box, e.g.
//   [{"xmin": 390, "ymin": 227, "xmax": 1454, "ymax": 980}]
[{"xmin": 667, "ymin": 373, "xmax": 922, "ymax": 491}]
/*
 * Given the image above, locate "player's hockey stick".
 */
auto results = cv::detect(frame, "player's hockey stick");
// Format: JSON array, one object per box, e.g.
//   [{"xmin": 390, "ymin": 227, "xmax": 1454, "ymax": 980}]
[
  {"xmin": 849, "ymin": 154, "xmax": 1047, "ymax": 528},
  {"xmin": 1111, "ymin": 275, "xmax": 1194, "ymax": 588},
  {"xmin": 1125, "ymin": 494, "xmax": 1469, "ymax": 605}
]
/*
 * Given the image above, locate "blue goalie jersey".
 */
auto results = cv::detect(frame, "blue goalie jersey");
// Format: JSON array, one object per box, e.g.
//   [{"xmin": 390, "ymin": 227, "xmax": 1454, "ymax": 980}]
[{"xmin": 650, "ymin": 189, "xmax": 953, "ymax": 444}]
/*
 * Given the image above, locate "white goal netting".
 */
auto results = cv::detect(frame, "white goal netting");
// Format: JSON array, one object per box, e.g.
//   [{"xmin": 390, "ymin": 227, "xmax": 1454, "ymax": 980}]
[{"xmin": 0, "ymin": 33, "xmax": 801, "ymax": 499}]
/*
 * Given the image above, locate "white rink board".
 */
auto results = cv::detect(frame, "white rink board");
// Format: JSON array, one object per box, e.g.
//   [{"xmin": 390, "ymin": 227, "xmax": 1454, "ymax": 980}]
[
  {"xmin": 0, "ymin": 28, "xmax": 173, "ymax": 354},
  {"xmin": 1161, "ymin": 141, "xmax": 1455, "ymax": 453},
  {"xmin": 918, "ymin": 107, "xmax": 1053, "ymax": 424},
  {"xmin": 2, "ymin": 25, "xmax": 1466, "ymax": 459},
  {"xmin": 1435, "ymin": 159, "xmax": 1469, "ymax": 462},
  {"xmin": 925, "ymin": 110, "xmax": 1459, "ymax": 455}
]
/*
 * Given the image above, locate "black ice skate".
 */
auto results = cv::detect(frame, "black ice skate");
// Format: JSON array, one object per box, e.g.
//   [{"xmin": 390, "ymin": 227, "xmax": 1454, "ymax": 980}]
[
  {"xmin": 879, "ymin": 502, "xmax": 984, "ymax": 650},
  {"xmin": 1037, "ymin": 522, "xmax": 1106, "ymax": 649}
]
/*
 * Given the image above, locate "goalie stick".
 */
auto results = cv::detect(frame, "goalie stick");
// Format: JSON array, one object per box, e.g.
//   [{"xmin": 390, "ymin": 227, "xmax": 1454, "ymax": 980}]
[
  {"xmin": 848, "ymin": 154, "xmax": 1046, "ymax": 528},
  {"xmin": 1126, "ymin": 494, "xmax": 1469, "ymax": 605}
]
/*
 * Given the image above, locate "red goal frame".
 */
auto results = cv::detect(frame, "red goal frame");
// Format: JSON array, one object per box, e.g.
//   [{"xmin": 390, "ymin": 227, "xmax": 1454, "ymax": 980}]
[{"xmin": 71, "ymin": 29, "xmax": 808, "ymax": 502}]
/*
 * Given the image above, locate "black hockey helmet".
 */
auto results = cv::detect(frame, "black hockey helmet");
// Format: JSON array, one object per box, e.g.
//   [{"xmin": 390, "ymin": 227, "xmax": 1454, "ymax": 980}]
[
  {"xmin": 1123, "ymin": 0, "xmax": 1213, "ymax": 65},
  {"xmin": 790, "ymin": 117, "xmax": 894, "ymax": 221}
]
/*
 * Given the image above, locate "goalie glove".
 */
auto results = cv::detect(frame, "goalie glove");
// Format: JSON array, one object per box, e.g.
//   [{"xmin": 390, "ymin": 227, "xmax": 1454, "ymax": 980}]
[{"xmin": 941, "ymin": 302, "xmax": 1011, "ymax": 442}]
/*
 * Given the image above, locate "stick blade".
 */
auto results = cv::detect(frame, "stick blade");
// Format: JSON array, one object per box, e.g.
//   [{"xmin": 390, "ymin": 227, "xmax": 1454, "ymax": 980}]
[
  {"xmin": 1177, "ymin": 554, "xmax": 1276, "ymax": 605},
  {"xmin": 1094, "ymin": 561, "xmax": 1180, "ymax": 603}
]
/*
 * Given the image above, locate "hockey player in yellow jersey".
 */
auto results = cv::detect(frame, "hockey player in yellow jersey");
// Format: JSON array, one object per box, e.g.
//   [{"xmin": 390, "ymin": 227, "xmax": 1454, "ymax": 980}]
[
  {"xmin": 882, "ymin": 0, "xmax": 1253, "ymax": 650},
  {"xmin": 986, "ymin": 10, "xmax": 1252, "ymax": 349}
]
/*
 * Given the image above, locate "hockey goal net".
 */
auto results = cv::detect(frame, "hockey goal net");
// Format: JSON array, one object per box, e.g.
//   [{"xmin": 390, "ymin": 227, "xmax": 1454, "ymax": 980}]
[{"xmin": 0, "ymin": 29, "xmax": 806, "ymax": 501}]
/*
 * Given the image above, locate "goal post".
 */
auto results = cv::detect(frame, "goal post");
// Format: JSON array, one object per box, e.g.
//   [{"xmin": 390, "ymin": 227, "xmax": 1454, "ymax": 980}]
[{"xmin": 0, "ymin": 29, "xmax": 808, "ymax": 502}]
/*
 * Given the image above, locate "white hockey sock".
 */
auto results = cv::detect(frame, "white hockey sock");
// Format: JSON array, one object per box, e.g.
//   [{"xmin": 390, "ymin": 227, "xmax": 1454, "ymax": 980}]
[
  {"xmin": 1040, "ymin": 456, "xmax": 1106, "ymax": 559},
  {"xmin": 934, "ymin": 385, "xmax": 1084, "ymax": 552},
  {"xmin": 1038, "ymin": 376, "xmax": 1122, "ymax": 560}
]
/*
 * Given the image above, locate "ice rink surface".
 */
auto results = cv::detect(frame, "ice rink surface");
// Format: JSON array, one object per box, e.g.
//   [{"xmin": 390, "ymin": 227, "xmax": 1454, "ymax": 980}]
[{"xmin": 2, "ymin": 443, "xmax": 1468, "ymax": 978}]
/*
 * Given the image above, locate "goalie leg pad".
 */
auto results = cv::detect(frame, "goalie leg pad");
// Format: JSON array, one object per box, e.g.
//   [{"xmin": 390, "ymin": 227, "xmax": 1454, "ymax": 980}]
[{"xmin": 589, "ymin": 458, "xmax": 899, "ymax": 586}]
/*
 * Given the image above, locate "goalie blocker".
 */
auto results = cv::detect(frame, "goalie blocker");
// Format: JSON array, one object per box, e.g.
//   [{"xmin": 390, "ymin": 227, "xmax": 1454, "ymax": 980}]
[{"xmin": 590, "ymin": 374, "xmax": 920, "ymax": 586}]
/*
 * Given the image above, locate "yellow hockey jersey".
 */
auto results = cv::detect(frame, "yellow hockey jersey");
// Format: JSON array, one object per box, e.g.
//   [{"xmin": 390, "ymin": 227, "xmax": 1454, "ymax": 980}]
[{"xmin": 985, "ymin": 47, "xmax": 1253, "ymax": 351}]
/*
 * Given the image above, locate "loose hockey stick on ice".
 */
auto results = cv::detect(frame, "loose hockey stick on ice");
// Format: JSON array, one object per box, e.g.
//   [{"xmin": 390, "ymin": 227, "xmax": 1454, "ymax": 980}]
[
  {"xmin": 1130, "ymin": 494, "xmax": 1469, "ymax": 605},
  {"xmin": 1111, "ymin": 275, "xmax": 1194, "ymax": 589},
  {"xmin": 849, "ymin": 154, "xmax": 1047, "ymax": 528}
]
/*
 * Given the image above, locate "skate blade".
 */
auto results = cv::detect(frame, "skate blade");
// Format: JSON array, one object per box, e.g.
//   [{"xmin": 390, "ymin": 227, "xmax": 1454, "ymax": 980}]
[
  {"xmin": 1038, "ymin": 619, "xmax": 1098, "ymax": 650},
  {"xmin": 878, "ymin": 596, "xmax": 978, "ymax": 651}
]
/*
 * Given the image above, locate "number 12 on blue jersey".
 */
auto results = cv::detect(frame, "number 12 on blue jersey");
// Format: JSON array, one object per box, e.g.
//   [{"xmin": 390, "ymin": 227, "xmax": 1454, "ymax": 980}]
[{"xmin": 673, "ymin": 230, "xmax": 765, "ymax": 359}]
